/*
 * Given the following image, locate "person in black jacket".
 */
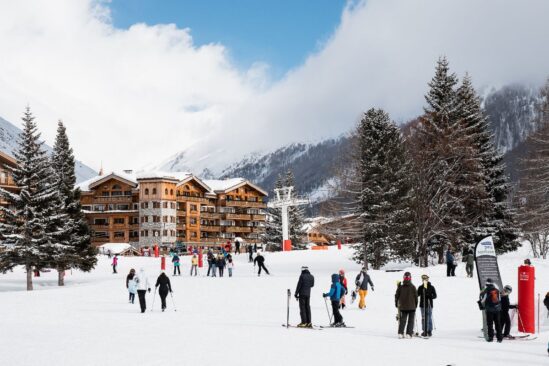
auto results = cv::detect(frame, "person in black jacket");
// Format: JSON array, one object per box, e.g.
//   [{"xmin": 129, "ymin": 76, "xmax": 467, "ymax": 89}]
[
  {"xmin": 417, "ymin": 274, "xmax": 437, "ymax": 337},
  {"xmin": 155, "ymin": 272, "xmax": 173, "ymax": 312},
  {"xmin": 247, "ymin": 245, "xmax": 253, "ymax": 263},
  {"xmin": 501, "ymin": 285, "xmax": 518, "ymax": 338},
  {"xmin": 295, "ymin": 266, "xmax": 315, "ymax": 328},
  {"xmin": 254, "ymin": 252, "xmax": 269, "ymax": 276},
  {"xmin": 217, "ymin": 254, "xmax": 226, "ymax": 277},
  {"xmin": 479, "ymin": 278, "xmax": 503, "ymax": 342}
]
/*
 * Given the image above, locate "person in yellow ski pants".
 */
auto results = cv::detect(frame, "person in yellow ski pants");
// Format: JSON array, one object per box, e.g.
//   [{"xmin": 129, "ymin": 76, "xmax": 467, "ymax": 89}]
[{"xmin": 355, "ymin": 267, "xmax": 374, "ymax": 309}]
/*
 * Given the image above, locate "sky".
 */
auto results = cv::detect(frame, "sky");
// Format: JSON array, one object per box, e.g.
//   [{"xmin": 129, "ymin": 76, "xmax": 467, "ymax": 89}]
[{"xmin": 0, "ymin": 0, "xmax": 549, "ymax": 173}]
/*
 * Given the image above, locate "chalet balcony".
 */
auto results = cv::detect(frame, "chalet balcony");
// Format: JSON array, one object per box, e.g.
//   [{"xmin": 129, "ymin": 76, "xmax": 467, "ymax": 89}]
[
  {"xmin": 224, "ymin": 226, "xmax": 252, "ymax": 233},
  {"xmin": 201, "ymin": 225, "xmax": 221, "ymax": 232},
  {"xmin": 0, "ymin": 176, "xmax": 17, "ymax": 188},
  {"xmin": 200, "ymin": 212, "xmax": 219, "ymax": 219},
  {"xmin": 252, "ymin": 214, "xmax": 266, "ymax": 221},
  {"xmin": 225, "ymin": 213, "xmax": 251, "ymax": 220},
  {"xmin": 93, "ymin": 196, "xmax": 134, "ymax": 203},
  {"xmin": 224, "ymin": 200, "xmax": 266, "ymax": 208},
  {"xmin": 176, "ymin": 195, "xmax": 210, "ymax": 204}
]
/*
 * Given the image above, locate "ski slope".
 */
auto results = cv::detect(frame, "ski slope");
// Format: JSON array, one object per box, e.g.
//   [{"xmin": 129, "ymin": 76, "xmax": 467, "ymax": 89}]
[{"xmin": 0, "ymin": 246, "xmax": 547, "ymax": 366}]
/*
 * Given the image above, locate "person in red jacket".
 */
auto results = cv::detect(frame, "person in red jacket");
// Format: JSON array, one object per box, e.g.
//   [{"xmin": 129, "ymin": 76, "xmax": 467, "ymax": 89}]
[{"xmin": 339, "ymin": 269, "xmax": 348, "ymax": 309}]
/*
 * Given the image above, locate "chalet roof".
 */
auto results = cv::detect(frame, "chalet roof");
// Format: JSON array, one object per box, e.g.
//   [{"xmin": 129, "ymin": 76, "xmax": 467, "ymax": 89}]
[
  {"xmin": 203, "ymin": 178, "xmax": 268, "ymax": 196},
  {"xmin": 0, "ymin": 150, "xmax": 17, "ymax": 166},
  {"xmin": 136, "ymin": 171, "xmax": 191, "ymax": 182},
  {"xmin": 77, "ymin": 171, "xmax": 138, "ymax": 191},
  {"xmin": 175, "ymin": 174, "xmax": 212, "ymax": 192}
]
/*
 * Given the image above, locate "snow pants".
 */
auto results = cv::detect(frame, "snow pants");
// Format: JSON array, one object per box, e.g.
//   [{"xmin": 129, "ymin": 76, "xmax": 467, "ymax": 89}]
[
  {"xmin": 219, "ymin": 267, "xmax": 224, "ymax": 277},
  {"xmin": 137, "ymin": 290, "xmax": 147, "ymax": 313},
  {"xmin": 159, "ymin": 289, "xmax": 168, "ymax": 310},
  {"xmin": 398, "ymin": 310, "xmax": 415, "ymax": 336},
  {"xmin": 257, "ymin": 263, "xmax": 269, "ymax": 276},
  {"xmin": 129, "ymin": 291, "xmax": 135, "ymax": 304},
  {"xmin": 331, "ymin": 300, "xmax": 343, "ymax": 324},
  {"xmin": 299, "ymin": 296, "xmax": 311, "ymax": 324},
  {"xmin": 446, "ymin": 263, "xmax": 456, "ymax": 277},
  {"xmin": 486, "ymin": 310, "xmax": 503, "ymax": 341},
  {"xmin": 173, "ymin": 266, "xmax": 180, "ymax": 276},
  {"xmin": 228, "ymin": 268, "xmax": 233, "ymax": 277},
  {"xmin": 190, "ymin": 265, "xmax": 197, "ymax": 276},
  {"xmin": 112, "ymin": 264, "xmax": 117, "ymax": 274},
  {"xmin": 502, "ymin": 310, "xmax": 511, "ymax": 336},
  {"xmin": 420, "ymin": 307, "xmax": 433, "ymax": 333},
  {"xmin": 358, "ymin": 289, "xmax": 368, "ymax": 309},
  {"xmin": 466, "ymin": 263, "xmax": 474, "ymax": 277}
]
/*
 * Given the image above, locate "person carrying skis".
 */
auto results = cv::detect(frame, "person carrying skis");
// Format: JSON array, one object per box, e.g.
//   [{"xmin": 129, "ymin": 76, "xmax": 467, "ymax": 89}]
[
  {"xmin": 417, "ymin": 274, "xmax": 437, "ymax": 337},
  {"xmin": 254, "ymin": 252, "xmax": 270, "ymax": 276},
  {"xmin": 501, "ymin": 285, "xmax": 518, "ymax": 339},
  {"xmin": 227, "ymin": 257, "xmax": 234, "ymax": 277},
  {"xmin": 479, "ymin": 278, "xmax": 503, "ymax": 342},
  {"xmin": 217, "ymin": 254, "xmax": 226, "ymax": 277},
  {"xmin": 465, "ymin": 249, "xmax": 475, "ymax": 278},
  {"xmin": 295, "ymin": 266, "xmax": 315, "ymax": 327},
  {"xmin": 112, "ymin": 254, "xmax": 118, "ymax": 274},
  {"xmin": 135, "ymin": 268, "xmax": 151, "ymax": 313},
  {"xmin": 323, "ymin": 273, "xmax": 345, "ymax": 327},
  {"xmin": 155, "ymin": 272, "xmax": 173, "ymax": 312},
  {"xmin": 190, "ymin": 254, "xmax": 198, "ymax": 276},
  {"xmin": 355, "ymin": 267, "xmax": 374, "ymax": 310},
  {"xmin": 126, "ymin": 268, "xmax": 136, "ymax": 303},
  {"xmin": 172, "ymin": 254, "xmax": 181, "ymax": 276},
  {"xmin": 395, "ymin": 271, "xmax": 418, "ymax": 338},
  {"xmin": 339, "ymin": 269, "xmax": 348, "ymax": 309},
  {"xmin": 446, "ymin": 247, "xmax": 456, "ymax": 277}
]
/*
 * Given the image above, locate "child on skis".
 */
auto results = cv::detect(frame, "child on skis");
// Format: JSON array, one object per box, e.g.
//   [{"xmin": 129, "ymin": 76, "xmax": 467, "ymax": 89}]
[{"xmin": 323, "ymin": 273, "xmax": 345, "ymax": 327}]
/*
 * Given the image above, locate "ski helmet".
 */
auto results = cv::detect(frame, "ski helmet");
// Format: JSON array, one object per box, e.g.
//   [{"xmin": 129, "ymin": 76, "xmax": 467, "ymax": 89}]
[
  {"xmin": 504, "ymin": 285, "xmax": 512, "ymax": 293},
  {"xmin": 486, "ymin": 278, "xmax": 493, "ymax": 285}
]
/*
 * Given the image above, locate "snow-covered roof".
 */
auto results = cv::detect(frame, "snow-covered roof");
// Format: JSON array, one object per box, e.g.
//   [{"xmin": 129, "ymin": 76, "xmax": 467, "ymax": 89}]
[
  {"xmin": 175, "ymin": 174, "xmax": 212, "ymax": 192},
  {"xmin": 98, "ymin": 243, "xmax": 132, "ymax": 255},
  {"xmin": 136, "ymin": 171, "xmax": 192, "ymax": 181},
  {"xmin": 204, "ymin": 178, "xmax": 267, "ymax": 196},
  {"xmin": 76, "ymin": 171, "xmax": 138, "ymax": 192}
]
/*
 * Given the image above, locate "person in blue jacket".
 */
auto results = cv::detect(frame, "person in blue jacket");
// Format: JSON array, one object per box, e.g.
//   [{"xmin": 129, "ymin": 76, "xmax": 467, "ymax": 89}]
[
  {"xmin": 446, "ymin": 248, "xmax": 456, "ymax": 277},
  {"xmin": 323, "ymin": 273, "xmax": 345, "ymax": 327}
]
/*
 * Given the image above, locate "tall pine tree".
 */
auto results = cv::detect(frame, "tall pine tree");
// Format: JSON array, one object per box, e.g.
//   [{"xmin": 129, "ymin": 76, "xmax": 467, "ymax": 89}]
[{"xmin": 284, "ymin": 170, "xmax": 307, "ymax": 249}]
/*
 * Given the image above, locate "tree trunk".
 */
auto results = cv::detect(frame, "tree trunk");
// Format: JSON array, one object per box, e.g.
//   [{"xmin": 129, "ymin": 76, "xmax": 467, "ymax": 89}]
[
  {"xmin": 58, "ymin": 269, "xmax": 65, "ymax": 286},
  {"xmin": 26, "ymin": 265, "xmax": 33, "ymax": 291},
  {"xmin": 363, "ymin": 242, "xmax": 369, "ymax": 270},
  {"xmin": 437, "ymin": 247, "xmax": 444, "ymax": 264}
]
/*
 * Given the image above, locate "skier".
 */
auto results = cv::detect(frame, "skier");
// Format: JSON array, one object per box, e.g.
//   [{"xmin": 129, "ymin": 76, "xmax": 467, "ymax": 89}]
[
  {"xmin": 355, "ymin": 267, "xmax": 374, "ymax": 310},
  {"xmin": 323, "ymin": 273, "xmax": 345, "ymax": 327},
  {"xmin": 227, "ymin": 257, "xmax": 234, "ymax": 277},
  {"xmin": 501, "ymin": 285, "xmax": 518, "ymax": 339},
  {"xmin": 395, "ymin": 271, "xmax": 418, "ymax": 338},
  {"xmin": 135, "ymin": 268, "xmax": 151, "ymax": 313},
  {"xmin": 479, "ymin": 278, "xmax": 503, "ymax": 342},
  {"xmin": 295, "ymin": 266, "xmax": 315, "ymax": 327},
  {"xmin": 253, "ymin": 243, "xmax": 257, "ymax": 253},
  {"xmin": 465, "ymin": 249, "xmax": 475, "ymax": 278},
  {"xmin": 107, "ymin": 249, "xmax": 112, "ymax": 258},
  {"xmin": 254, "ymin": 252, "xmax": 270, "ymax": 276},
  {"xmin": 235, "ymin": 240, "xmax": 241, "ymax": 254},
  {"xmin": 207, "ymin": 249, "xmax": 215, "ymax": 277},
  {"xmin": 446, "ymin": 248, "xmax": 456, "ymax": 276},
  {"xmin": 112, "ymin": 254, "xmax": 118, "ymax": 274},
  {"xmin": 172, "ymin": 254, "xmax": 181, "ymax": 276},
  {"xmin": 126, "ymin": 268, "xmax": 136, "ymax": 303},
  {"xmin": 217, "ymin": 254, "xmax": 226, "ymax": 277},
  {"xmin": 338, "ymin": 269, "xmax": 348, "ymax": 309},
  {"xmin": 155, "ymin": 272, "xmax": 173, "ymax": 312},
  {"xmin": 417, "ymin": 274, "xmax": 437, "ymax": 337},
  {"xmin": 190, "ymin": 254, "xmax": 198, "ymax": 276},
  {"xmin": 247, "ymin": 245, "xmax": 253, "ymax": 263}
]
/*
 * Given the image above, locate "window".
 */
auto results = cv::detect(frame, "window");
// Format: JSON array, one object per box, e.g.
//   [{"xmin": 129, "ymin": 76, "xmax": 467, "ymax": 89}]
[
  {"xmin": 170, "ymin": 189, "xmax": 174, "ymax": 195},
  {"xmin": 145, "ymin": 188, "xmax": 149, "ymax": 195},
  {"xmin": 248, "ymin": 197, "xmax": 257, "ymax": 202},
  {"xmin": 163, "ymin": 202, "xmax": 168, "ymax": 209},
  {"xmin": 170, "ymin": 216, "xmax": 176, "ymax": 223},
  {"xmin": 165, "ymin": 188, "xmax": 168, "ymax": 195},
  {"xmin": 93, "ymin": 205, "xmax": 105, "ymax": 212},
  {"xmin": 190, "ymin": 204, "xmax": 197, "ymax": 212},
  {"xmin": 94, "ymin": 232, "xmax": 108, "ymax": 238},
  {"xmin": 153, "ymin": 230, "xmax": 159, "ymax": 237},
  {"xmin": 133, "ymin": 203, "xmax": 138, "ymax": 210},
  {"xmin": 112, "ymin": 184, "xmax": 121, "ymax": 190},
  {"xmin": 117, "ymin": 204, "xmax": 129, "ymax": 210},
  {"xmin": 189, "ymin": 218, "xmax": 197, "ymax": 225},
  {"xmin": 170, "ymin": 202, "xmax": 175, "ymax": 209},
  {"xmin": 130, "ymin": 231, "xmax": 139, "ymax": 238},
  {"xmin": 141, "ymin": 202, "xmax": 149, "ymax": 209},
  {"xmin": 141, "ymin": 216, "xmax": 145, "ymax": 223},
  {"xmin": 113, "ymin": 218, "xmax": 125, "ymax": 225},
  {"xmin": 163, "ymin": 230, "xmax": 168, "ymax": 236},
  {"xmin": 153, "ymin": 202, "xmax": 160, "ymax": 209},
  {"xmin": 101, "ymin": 191, "xmax": 109, "ymax": 197},
  {"xmin": 162, "ymin": 216, "xmax": 168, "ymax": 223},
  {"xmin": 94, "ymin": 218, "xmax": 108, "ymax": 225},
  {"xmin": 177, "ymin": 203, "xmax": 185, "ymax": 210},
  {"xmin": 152, "ymin": 188, "xmax": 157, "ymax": 195},
  {"xmin": 170, "ymin": 230, "xmax": 176, "ymax": 237},
  {"xmin": 177, "ymin": 230, "xmax": 184, "ymax": 237},
  {"xmin": 124, "ymin": 191, "xmax": 132, "ymax": 196},
  {"xmin": 141, "ymin": 230, "xmax": 149, "ymax": 237},
  {"xmin": 114, "ymin": 232, "xmax": 125, "ymax": 238},
  {"xmin": 111, "ymin": 191, "xmax": 122, "ymax": 197},
  {"xmin": 82, "ymin": 205, "xmax": 91, "ymax": 211},
  {"xmin": 191, "ymin": 231, "xmax": 197, "ymax": 238},
  {"xmin": 132, "ymin": 217, "xmax": 139, "ymax": 224}
]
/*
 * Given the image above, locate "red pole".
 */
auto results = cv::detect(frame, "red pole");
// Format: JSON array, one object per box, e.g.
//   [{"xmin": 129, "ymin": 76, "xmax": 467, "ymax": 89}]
[
  {"xmin": 198, "ymin": 247, "xmax": 203, "ymax": 268},
  {"xmin": 337, "ymin": 240, "xmax": 342, "ymax": 250},
  {"xmin": 161, "ymin": 256, "xmax": 166, "ymax": 271},
  {"xmin": 154, "ymin": 244, "xmax": 159, "ymax": 258},
  {"xmin": 517, "ymin": 265, "xmax": 535, "ymax": 333},
  {"xmin": 283, "ymin": 240, "xmax": 292, "ymax": 251}
]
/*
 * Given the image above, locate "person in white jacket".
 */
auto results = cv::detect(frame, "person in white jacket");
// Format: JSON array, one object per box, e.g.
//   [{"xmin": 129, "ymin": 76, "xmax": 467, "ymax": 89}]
[{"xmin": 135, "ymin": 268, "xmax": 151, "ymax": 313}]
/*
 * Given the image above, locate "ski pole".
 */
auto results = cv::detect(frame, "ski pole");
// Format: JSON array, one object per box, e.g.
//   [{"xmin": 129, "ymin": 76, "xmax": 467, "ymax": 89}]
[
  {"xmin": 170, "ymin": 292, "xmax": 177, "ymax": 312},
  {"xmin": 324, "ymin": 296, "xmax": 333, "ymax": 324},
  {"xmin": 151, "ymin": 287, "xmax": 157, "ymax": 312},
  {"xmin": 286, "ymin": 289, "xmax": 290, "ymax": 328},
  {"xmin": 414, "ymin": 311, "xmax": 419, "ymax": 336}
]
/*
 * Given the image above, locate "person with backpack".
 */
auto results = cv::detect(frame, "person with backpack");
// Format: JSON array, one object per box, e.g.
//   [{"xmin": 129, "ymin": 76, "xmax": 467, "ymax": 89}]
[
  {"xmin": 227, "ymin": 257, "xmax": 234, "ymax": 277},
  {"xmin": 479, "ymin": 278, "xmax": 503, "ymax": 342},
  {"xmin": 355, "ymin": 267, "xmax": 374, "ymax": 310},
  {"xmin": 446, "ymin": 248, "xmax": 456, "ymax": 277},
  {"xmin": 155, "ymin": 272, "xmax": 173, "ymax": 312},
  {"xmin": 190, "ymin": 254, "xmax": 198, "ymax": 276},
  {"xmin": 501, "ymin": 285, "xmax": 518, "ymax": 339},
  {"xmin": 126, "ymin": 268, "xmax": 136, "ymax": 304},
  {"xmin": 339, "ymin": 269, "xmax": 348, "ymax": 309},
  {"xmin": 254, "ymin": 252, "xmax": 270, "ymax": 276},
  {"xmin": 295, "ymin": 266, "xmax": 315, "ymax": 327},
  {"xmin": 465, "ymin": 249, "xmax": 475, "ymax": 278},
  {"xmin": 135, "ymin": 268, "xmax": 151, "ymax": 313},
  {"xmin": 417, "ymin": 274, "xmax": 437, "ymax": 337},
  {"xmin": 217, "ymin": 254, "xmax": 226, "ymax": 277},
  {"xmin": 172, "ymin": 254, "xmax": 181, "ymax": 276},
  {"xmin": 323, "ymin": 273, "xmax": 345, "ymax": 327}
]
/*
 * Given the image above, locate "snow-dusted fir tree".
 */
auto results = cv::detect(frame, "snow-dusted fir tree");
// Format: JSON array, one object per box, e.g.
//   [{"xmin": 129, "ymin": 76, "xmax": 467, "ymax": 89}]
[
  {"xmin": 51, "ymin": 121, "xmax": 96, "ymax": 286},
  {"xmin": 0, "ymin": 108, "xmax": 61, "ymax": 290},
  {"xmin": 284, "ymin": 170, "xmax": 307, "ymax": 249},
  {"xmin": 262, "ymin": 175, "xmax": 283, "ymax": 250},
  {"xmin": 352, "ymin": 109, "xmax": 412, "ymax": 269}
]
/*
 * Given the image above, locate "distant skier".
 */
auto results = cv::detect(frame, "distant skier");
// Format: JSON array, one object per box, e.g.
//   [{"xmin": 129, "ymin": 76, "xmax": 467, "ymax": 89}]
[
  {"xmin": 207, "ymin": 249, "xmax": 215, "ymax": 277},
  {"xmin": 135, "ymin": 268, "xmax": 151, "ymax": 313},
  {"xmin": 395, "ymin": 272, "xmax": 418, "ymax": 339},
  {"xmin": 172, "ymin": 254, "xmax": 181, "ymax": 276},
  {"xmin": 355, "ymin": 267, "xmax": 374, "ymax": 310},
  {"xmin": 338, "ymin": 269, "xmax": 348, "ymax": 309},
  {"xmin": 112, "ymin": 254, "xmax": 118, "ymax": 274},
  {"xmin": 126, "ymin": 268, "xmax": 136, "ymax": 304},
  {"xmin": 417, "ymin": 274, "xmax": 437, "ymax": 337},
  {"xmin": 253, "ymin": 243, "xmax": 257, "ymax": 253},
  {"xmin": 295, "ymin": 266, "xmax": 314, "ymax": 327},
  {"xmin": 446, "ymin": 248, "xmax": 456, "ymax": 277},
  {"xmin": 235, "ymin": 240, "xmax": 241, "ymax": 254},
  {"xmin": 254, "ymin": 252, "xmax": 270, "ymax": 276},
  {"xmin": 155, "ymin": 272, "xmax": 173, "ymax": 312},
  {"xmin": 190, "ymin": 254, "xmax": 198, "ymax": 276},
  {"xmin": 479, "ymin": 278, "xmax": 503, "ymax": 342},
  {"xmin": 465, "ymin": 249, "xmax": 475, "ymax": 278},
  {"xmin": 248, "ymin": 245, "xmax": 253, "ymax": 263},
  {"xmin": 217, "ymin": 254, "xmax": 226, "ymax": 277},
  {"xmin": 323, "ymin": 273, "xmax": 345, "ymax": 327},
  {"xmin": 107, "ymin": 249, "xmax": 112, "ymax": 259},
  {"xmin": 501, "ymin": 285, "xmax": 517, "ymax": 339},
  {"xmin": 227, "ymin": 257, "xmax": 234, "ymax": 277}
]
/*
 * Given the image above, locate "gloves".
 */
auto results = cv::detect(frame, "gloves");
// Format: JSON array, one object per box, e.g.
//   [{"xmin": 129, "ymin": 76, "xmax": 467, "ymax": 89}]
[
  {"xmin": 371, "ymin": 286, "xmax": 375, "ymax": 292},
  {"xmin": 323, "ymin": 293, "xmax": 328, "ymax": 298}
]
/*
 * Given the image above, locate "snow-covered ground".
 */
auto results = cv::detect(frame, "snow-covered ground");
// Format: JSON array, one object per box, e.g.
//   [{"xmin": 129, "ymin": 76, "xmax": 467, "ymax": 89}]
[{"xmin": 0, "ymin": 246, "xmax": 548, "ymax": 366}]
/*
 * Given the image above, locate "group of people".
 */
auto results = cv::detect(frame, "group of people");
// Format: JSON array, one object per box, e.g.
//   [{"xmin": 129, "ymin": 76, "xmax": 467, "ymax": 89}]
[
  {"xmin": 206, "ymin": 249, "xmax": 235, "ymax": 277},
  {"xmin": 395, "ymin": 272, "xmax": 437, "ymax": 338},
  {"xmin": 126, "ymin": 268, "xmax": 173, "ymax": 313},
  {"xmin": 478, "ymin": 278, "xmax": 520, "ymax": 342},
  {"xmin": 446, "ymin": 246, "xmax": 476, "ymax": 278}
]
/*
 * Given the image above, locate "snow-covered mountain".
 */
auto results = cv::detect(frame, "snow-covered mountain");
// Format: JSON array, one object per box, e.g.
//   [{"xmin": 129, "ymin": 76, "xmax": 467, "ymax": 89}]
[{"xmin": 0, "ymin": 116, "xmax": 96, "ymax": 183}]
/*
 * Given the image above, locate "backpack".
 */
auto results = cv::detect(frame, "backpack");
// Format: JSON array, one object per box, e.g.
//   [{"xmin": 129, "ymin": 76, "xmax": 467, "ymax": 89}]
[{"xmin": 484, "ymin": 288, "xmax": 501, "ymax": 311}]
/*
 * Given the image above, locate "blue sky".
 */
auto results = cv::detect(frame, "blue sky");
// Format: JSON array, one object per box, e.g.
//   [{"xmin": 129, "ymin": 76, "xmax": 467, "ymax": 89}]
[{"xmin": 109, "ymin": 0, "xmax": 347, "ymax": 78}]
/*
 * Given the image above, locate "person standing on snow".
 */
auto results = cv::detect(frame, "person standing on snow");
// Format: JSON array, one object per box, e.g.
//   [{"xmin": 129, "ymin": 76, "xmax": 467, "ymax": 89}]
[
  {"xmin": 479, "ymin": 278, "xmax": 503, "ymax": 342},
  {"xmin": 417, "ymin": 274, "xmax": 437, "ymax": 337},
  {"xmin": 112, "ymin": 254, "xmax": 118, "ymax": 274},
  {"xmin": 207, "ymin": 249, "xmax": 215, "ymax": 277},
  {"xmin": 217, "ymin": 254, "xmax": 226, "ymax": 277},
  {"xmin": 295, "ymin": 266, "xmax": 315, "ymax": 327},
  {"xmin": 126, "ymin": 268, "xmax": 136, "ymax": 303},
  {"xmin": 395, "ymin": 271, "xmax": 418, "ymax": 338},
  {"xmin": 235, "ymin": 240, "xmax": 241, "ymax": 254},
  {"xmin": 247, "ymin": 245, "xmax": 253, "ymax": 263},
  {"xmin": 254, "ymin": 252, "xmax": 270, "ymax": 276},
  {"xmin": 465, "ymin": 249, "xmax": 475, "ymax": 278},
  {"xmin": 339, "ymin": 269, "xmax": 348, "ymax": 309},
  {"xmin": 135, "ymin": 268, "xmax": 151, "ymax": 313},
  {"xmin": 446, "ymin": 247, "xmax": 456, "ymax": 277},
  {"xmin": 227, "ymin": 257, "xmax": 234, "ymax": 277},
  {"xmin": 172, "ymin": 254, "xmax": 181, "ymax": 276},
  {"xmin": 355, "ymin": 267, "xmax": 374, "ymax": 310},
  {"xmin": 190, "ymin": 254, "xmax": 198, "ymax": 276},
  {"xmin": 323, "ymin": 273, "xmax": 345, "ymax": 327},
  {"xmin": 501, "ymin": 285, "xmax": 517, "ymax": 339},
  {"xmin": 155, "ymin": 272, "xmax": 173, "ymax": 312}
]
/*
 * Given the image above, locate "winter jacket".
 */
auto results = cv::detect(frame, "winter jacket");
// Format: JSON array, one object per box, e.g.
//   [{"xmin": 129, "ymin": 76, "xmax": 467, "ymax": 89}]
[
  {"xmin": 112, "ymin": 257, "xmax": 118, "ymax": 266},
  {"xmin": 126, "ymin": 272, "xmax": 135, "ymax": 288},
  {"xmin": 295, "ymin": 270, "xmax": 315, "ymax": 297},
  {"xmin": 324, "ymin": 274, "xmax": 344, "ymax": 301},
  {"xmin": 128, "ymin": 278, "xmax": 137, "ymax": 294},
  {"xmin": 191, "ymin": 256, "xmax": 198, "ymax": 265},
  {"xmin": 254, "ymin": 254, "xmax": 265, "ymax": 266},
  {"xmin": 207, "ymin": 251, "xmax": 214, "ymax": 264},
  {"xmin": 479, "ymin": 284, "xmax": 501, "ymax": 313},
  {"xmin": 395, "ymin": 280, "xmax": 418, "ymax": 311},
  {"xmin": 172, "ymin": 255, "xmax": 180, "ymax": 266},
  {"xmin": 466, "ymin": 253, "xmax": 475, "ymax": 266},
  {"xmin": 135, "ymin": 270, "xmax": 150, "ymax": 291},
  {"xmin": 155, "ymin": 273, "xmax": 172, "ymax": 293},
  {"xmin": 355, "ymin": 271, "xmax": 374, "ymax": 291},
  {"xmin": 417, "ymin": 281, "xmax": 437, "ymax": 308},
  {"xmin": 501, "ymin": 294, "xmax": 516, "ymax": 313},
  {"xmin": 544, "ymin": 293, "xmax": 549, "ymax": 311},
  {"xmin": 217, "ymin": 257, "xmax": 226, "ymax": 268},
  {"xmin": 340, "ymin": 275, "xmax": 348, "ymax": 293},
  {"xmin": 445, "ymin": 250, "xmax": 455, "ymax": 265},
  {"xmin": 227, "ymin": 261, "xmax": 234, "ymax": 269}
]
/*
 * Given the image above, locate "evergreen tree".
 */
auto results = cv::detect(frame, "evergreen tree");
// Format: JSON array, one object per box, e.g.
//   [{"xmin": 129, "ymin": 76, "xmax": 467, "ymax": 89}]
[
  {"xmin": 284, "ymin": 170, "xmax": 307, "ymax": 249},
  {"xmin": 51, "ymin": 121, "xmax": 96, "ymax": 286},
  {"xmin": 0, "ymin": 107, "xmax": 61, "ymax": 290},
  {"xmin": 352, "ymin": 108, "xmax": 412, "ymax": 269}
]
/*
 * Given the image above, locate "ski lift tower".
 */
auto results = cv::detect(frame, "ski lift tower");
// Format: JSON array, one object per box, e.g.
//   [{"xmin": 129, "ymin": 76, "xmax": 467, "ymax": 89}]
[{"xmin": 268, "ymin": 186, "xmax": 309, "ymax": 251}]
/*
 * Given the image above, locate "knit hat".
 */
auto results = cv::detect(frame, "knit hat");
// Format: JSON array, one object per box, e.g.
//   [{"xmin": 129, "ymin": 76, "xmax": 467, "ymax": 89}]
[
  {"xmin": 339, "ymin": 269, "xmax": 345, "ymax": 275},
  {"xmin": 301, "ymin": 266, "xmax": 309, "ymax": 271},
  {"xmin": 403, "ymin": 271, "xmax": 412, "ymax": 281},
  {"xmin": 361, "ymin": 267, "xmax": 367, "ymax": 272},
  {"xmin": 486, "ymin": 278, "xmax": 493, "ymax": 285},
  {"xmin": 421, "ymin": 274, "xmax": 429, "ymax": 280}
]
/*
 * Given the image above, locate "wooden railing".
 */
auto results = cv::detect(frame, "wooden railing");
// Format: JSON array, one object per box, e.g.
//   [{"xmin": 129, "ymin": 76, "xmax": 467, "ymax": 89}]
[
  {"xmin": 224, "ymin": 201, "xmax": 266, "ymax": 208},
  {"xmin": 176, "ymin": 196, "xmax": 210, "ymax": 204},
  {"xmin": 224, "ymin": 226, "xmax": 252, "ymax": 233},
  {"xmin": 225, "ymin": 213, "xmax": 251, "ymax": 220},
  {"xmin": 201, "ymin": 225, "xmax": 221, "ymax": 232}
]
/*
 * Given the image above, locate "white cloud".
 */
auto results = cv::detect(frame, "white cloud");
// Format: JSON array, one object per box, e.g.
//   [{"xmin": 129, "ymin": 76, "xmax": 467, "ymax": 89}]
[{"xmin": 0, "ymin": 0, "xmax": 548, "ymax": 173}]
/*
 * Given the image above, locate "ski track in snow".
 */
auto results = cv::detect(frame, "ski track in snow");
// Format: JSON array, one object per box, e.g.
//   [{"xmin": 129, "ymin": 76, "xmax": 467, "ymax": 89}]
[{"xmin": 0, "ymin": 247, "xmax": 547, "ymax": 366}]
